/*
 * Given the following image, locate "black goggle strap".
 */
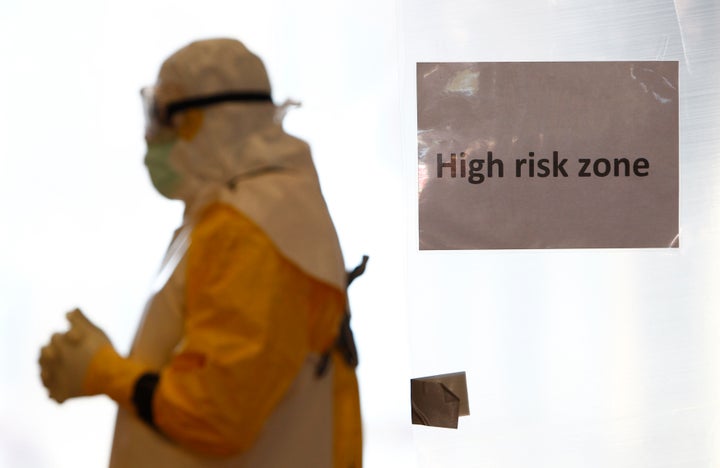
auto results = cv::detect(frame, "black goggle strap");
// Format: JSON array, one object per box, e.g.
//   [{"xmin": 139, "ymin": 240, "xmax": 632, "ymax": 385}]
[{"xmin": 164, "ymin": 91, "xmax": 273, "ymax": 122}]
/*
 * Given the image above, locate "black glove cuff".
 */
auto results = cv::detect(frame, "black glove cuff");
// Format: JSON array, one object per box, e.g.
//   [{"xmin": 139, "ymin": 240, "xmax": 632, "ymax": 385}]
[{"xmin": 132, "ymin": 372, "xmax": 160, "ymax": 428}]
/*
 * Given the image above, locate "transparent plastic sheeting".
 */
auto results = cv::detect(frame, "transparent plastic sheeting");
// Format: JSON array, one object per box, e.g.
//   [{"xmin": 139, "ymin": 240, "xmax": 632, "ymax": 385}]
[{"xmin": 400, "ymin": 0, "xmax": 720, "ymax": 467}]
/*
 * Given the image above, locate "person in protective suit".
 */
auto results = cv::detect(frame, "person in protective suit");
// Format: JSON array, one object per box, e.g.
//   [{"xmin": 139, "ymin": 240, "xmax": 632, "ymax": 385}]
[{"xmin": 38, "ymin": 38, "xmax": 362, "ymax": 468}]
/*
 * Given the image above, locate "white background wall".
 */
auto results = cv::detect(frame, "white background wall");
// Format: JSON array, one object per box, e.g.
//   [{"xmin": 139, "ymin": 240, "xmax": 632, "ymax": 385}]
[{"xmin": 0, "ymin": 0, "xmax": 718, "ymax": 467}]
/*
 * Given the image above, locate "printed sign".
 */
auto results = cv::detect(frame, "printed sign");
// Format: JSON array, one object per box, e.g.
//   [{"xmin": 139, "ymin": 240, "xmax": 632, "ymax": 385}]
[{"xmin": 417, "ymin": 62, "xmax": 679, "ymax": 250}]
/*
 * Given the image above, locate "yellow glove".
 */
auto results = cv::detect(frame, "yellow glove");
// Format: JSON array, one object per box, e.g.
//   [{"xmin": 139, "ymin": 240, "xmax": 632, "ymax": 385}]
[{"xmin": 39, "ymin": 308, "xmax": 113, "ymax": 403}]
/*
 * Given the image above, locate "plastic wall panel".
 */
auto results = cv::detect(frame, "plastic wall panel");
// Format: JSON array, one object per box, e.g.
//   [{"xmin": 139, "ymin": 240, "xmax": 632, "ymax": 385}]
[{"xmin": 400, "ymin": 0, "xmax": 720, "ymax": 467}]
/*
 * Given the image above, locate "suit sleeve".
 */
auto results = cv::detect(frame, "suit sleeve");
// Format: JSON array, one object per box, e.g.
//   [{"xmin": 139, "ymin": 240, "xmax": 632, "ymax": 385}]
[{"xmin": 83, "ymin": 203, "xmax": 345, "ymax": 457}]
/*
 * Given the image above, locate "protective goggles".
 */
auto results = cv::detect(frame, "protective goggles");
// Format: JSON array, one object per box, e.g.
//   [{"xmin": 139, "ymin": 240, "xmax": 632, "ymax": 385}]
[{"xmin": 141, "ymin": 86, "xmax": 273, "ymax": 139}]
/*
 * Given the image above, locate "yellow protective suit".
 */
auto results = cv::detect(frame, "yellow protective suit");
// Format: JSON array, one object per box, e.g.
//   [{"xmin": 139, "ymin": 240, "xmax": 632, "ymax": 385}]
[{"xmin": 80, "ymin": 39, "xmax": 362, "ymax": 467}]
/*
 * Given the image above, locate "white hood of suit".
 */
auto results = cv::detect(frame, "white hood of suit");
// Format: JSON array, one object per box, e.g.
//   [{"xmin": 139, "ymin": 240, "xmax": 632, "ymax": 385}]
[{"xmin": 153, "ymin": 39, "xmax": 345, "ymax": 289}]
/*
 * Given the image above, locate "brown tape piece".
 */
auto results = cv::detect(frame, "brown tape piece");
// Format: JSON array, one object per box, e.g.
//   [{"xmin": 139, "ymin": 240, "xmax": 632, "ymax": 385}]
[{"xmin": 411, "ymin": 371, "xmax": 469, "ymax": 429}]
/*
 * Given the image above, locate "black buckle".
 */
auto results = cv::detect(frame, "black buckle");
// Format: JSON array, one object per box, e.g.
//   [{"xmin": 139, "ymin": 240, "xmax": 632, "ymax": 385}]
[{"xmin": 315, "ymin": 256, "xmax": 368, "ymax": 377}]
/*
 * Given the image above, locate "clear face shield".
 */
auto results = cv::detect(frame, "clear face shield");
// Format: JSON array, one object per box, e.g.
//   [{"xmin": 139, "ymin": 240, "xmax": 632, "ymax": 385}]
[{"xmin": 141, "ymin": 86, "xmax": 176, "ymax": 142}]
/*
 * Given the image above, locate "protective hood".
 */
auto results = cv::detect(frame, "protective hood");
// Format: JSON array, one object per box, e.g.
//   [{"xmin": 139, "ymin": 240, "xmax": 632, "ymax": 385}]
[{"xmin": 151, "ymin": 39, "xmax": 346, "ymax": 289}]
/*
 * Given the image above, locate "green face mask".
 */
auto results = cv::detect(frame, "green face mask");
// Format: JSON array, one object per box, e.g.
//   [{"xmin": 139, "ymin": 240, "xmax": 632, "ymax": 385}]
[{"xmin": 144, "ymin": 140, "xmax": 183, "ymax": 198}]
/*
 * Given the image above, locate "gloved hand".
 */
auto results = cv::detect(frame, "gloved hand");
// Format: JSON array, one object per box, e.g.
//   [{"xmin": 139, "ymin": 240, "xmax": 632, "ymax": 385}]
[{"xmin": 39, "ymin": 308, "xmax": 113, "ymax": 403}]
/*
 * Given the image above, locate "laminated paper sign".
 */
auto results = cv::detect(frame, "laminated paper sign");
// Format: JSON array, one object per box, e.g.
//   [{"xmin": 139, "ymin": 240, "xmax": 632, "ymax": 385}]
[{"xmin": 417, "ymin": 62, "xmax": 679, "ymax": 250}]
